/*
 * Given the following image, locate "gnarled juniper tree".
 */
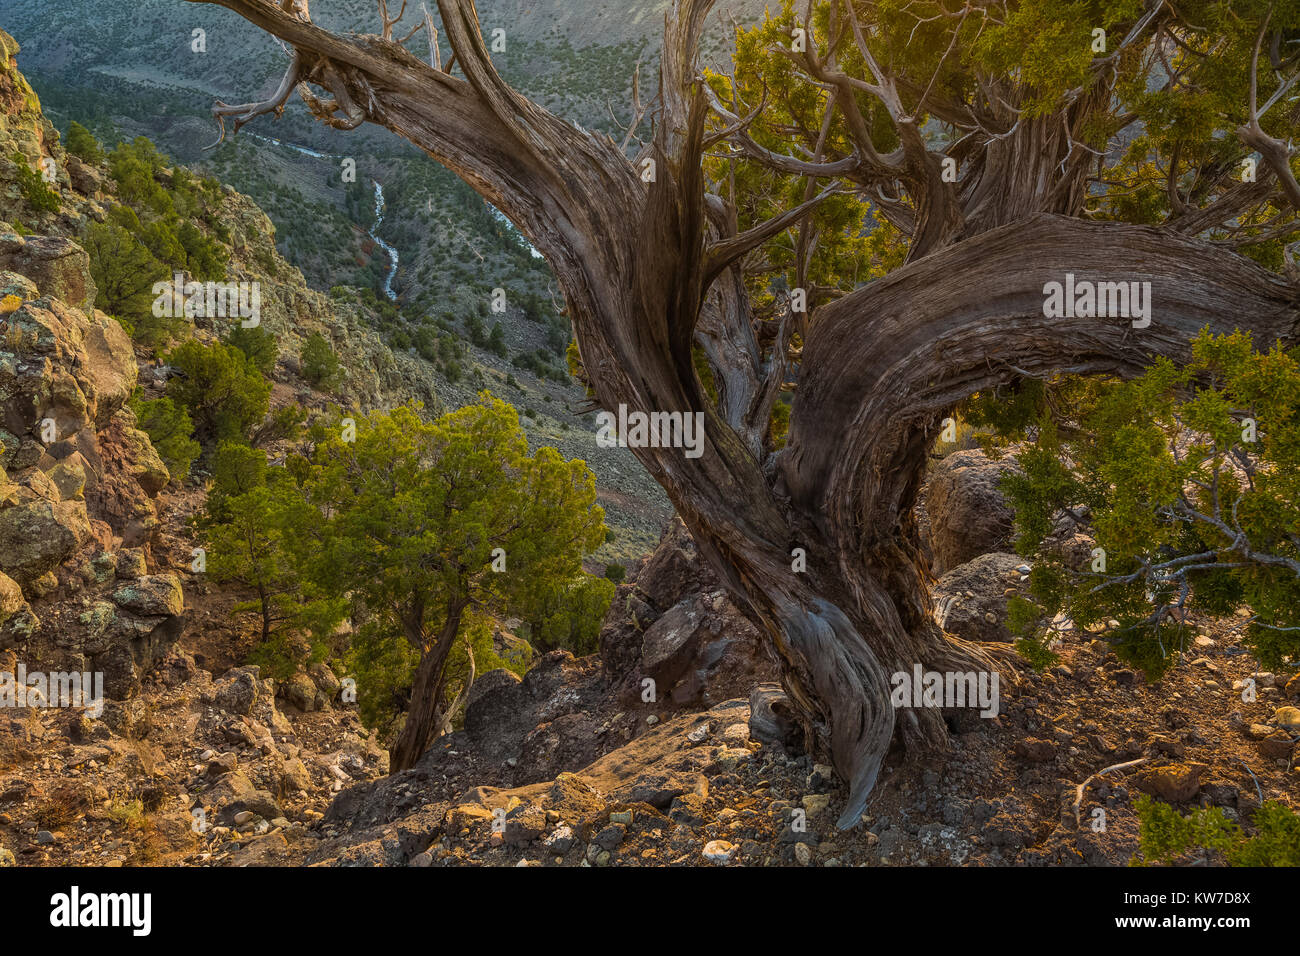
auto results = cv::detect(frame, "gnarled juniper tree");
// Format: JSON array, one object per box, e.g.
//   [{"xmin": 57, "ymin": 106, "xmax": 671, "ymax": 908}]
[{"xmin": 193, "ymin": 0, "xmax": 1300, "ymax": 827}]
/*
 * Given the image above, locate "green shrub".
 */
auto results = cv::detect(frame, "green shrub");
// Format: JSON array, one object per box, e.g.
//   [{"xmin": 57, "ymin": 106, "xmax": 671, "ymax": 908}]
[
  {"xmin": 64, "ymin": 121, "xmax": 104, "ymax": 164},
  {"xmin": 1134, "ymin": 796, "xmax": 1300, "ymax": 866},
  {"xmin": 300, "ymin": 332, "xmax": 341, "ymax": 388},
  {"xmin": 84, "ymin": 222, "xmax": 174, "ymax": 345},
  {"xmin": 527, "ymin": 574, "xmax": 615, "ymax": 656},
  {"xmin": 130, "ymin": 395, "xmax": 200, "ymax": 483},
  {"xmin": 225, "ymin": 324, "xmax": 278, "ymax": 376},
  {"xmin": 166, "ymin": 339, "xmax": 272, "ymax": 444},
  {"xmin": 13, "ymin": 153, "xmax": 60, "ymax": 213},
  {"xmin": 1003, "ymin": 332, "xmax": 1300, "ymax": 677}
]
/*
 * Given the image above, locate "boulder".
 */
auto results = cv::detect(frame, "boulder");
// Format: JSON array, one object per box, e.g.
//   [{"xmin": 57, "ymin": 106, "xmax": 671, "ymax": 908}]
[
  {"xmin": 114, "ymin": 548, "xmax": 147, "ymax": 579},
  {"xmin": 213, "ymin": 668, "xmax": 260, "ymax": 716},
  {"xmin": 925, "ymin": 449, "xmax": 1021, "ymax": 574},
  {"xmin": 308, "ymin": 661, "xmax": 341, "ymax": 703},
  {"xmin": 600, "ymin": 518, "xmax": 714, "ymax": 681},
  {"xmin": 636, "ymin": 589, "xmax": 778, "ymax": 708},
  {"xmin": 46, "ymin": 457, "xmax": 85, "ymax": 501},
  {"xmin": 934, "ymin": 552, "xmax": 1026, "ymax": 643},
  {"xmin": 80, "ymin": 410, "xmax": 163, "ymax": 544},
  {"xmin": 282, "ymin": 671, "xmax": 318, "ymax": 712},
  {"xmin": 65, "ymin": 156, "xmax": 104, "ymax": 197},
  {"xmin": 0, "ymin": 234, "xmax": 96, "ymax": 315},
  {"xmin": 111, "ymin": 573, "xmax": 183, "ymax": 617},
  {"xmin": 633, "ymin": 517, "xmax": 714, "ymax": 613},
  {"xmin": 0, "ymin": 497, "xmax": 91, "ymax": 585},
  {"xmin": 1134, "ymin": 764, "xmax": 1202, "ymax": 803},
  {"xmin": 208, "ymin": 771, "xmax": 283, "ymax": 825}
]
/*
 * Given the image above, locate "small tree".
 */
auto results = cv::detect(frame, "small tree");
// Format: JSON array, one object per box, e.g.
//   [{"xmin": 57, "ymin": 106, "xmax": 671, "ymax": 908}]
[
  {"xmin": 64, "ymin": 121, "xmax": 104, "ymax": 164},
  {"xmin": 12, "ymin": 153, "xmax": 60, "ymax": 213},
  {"xmin": 166, "ymin": 339, "xmax": 272, "ymax": 445},
  {"xmin": 202, "ymin": 441, "xmax": 343, "ymax": 674},
  {"xmin": 527, "ymin": 573, "xmax": 615, "ymax": 656},
  {"xmin": 300, "ymin": 331, "xmax": 341, "ymax": 388},
  {"xmin": 305, "ymin": 396, "xmax": 606, "ymax": 769},
  {"xmin": 226, "ymin": 323, "xmax": 279, "ymax": 376},
  {"xmin": 84, "ymin": 221, "xmax": 171, "ymax": 342},
  {"xmin": 129, "ymin": 395, "xmax": 200, "ymax": 483},
  {"xmin": 1003, "ymin": 332, "xmax": 1300, "ymax": 676}
]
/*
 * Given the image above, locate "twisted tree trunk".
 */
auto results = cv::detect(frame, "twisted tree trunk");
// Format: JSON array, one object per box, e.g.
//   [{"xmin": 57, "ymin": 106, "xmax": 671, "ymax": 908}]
[
  {"xmin": 390, "ymin": 599, "xmax": 465, "ymax": 771},
  {"xmin": 193, "ymin": 0, "xmax": 1300, "ymax": 826}
]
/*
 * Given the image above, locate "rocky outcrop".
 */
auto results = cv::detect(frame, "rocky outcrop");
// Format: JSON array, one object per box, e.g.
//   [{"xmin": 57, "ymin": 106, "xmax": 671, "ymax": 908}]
[
  {"xmin": 460, "ymin": 650, "xmax": 608, "ymax": 783},
  {"xmin": 925, "ymin": 449, "xmax": 1021, "ymax": 575},
  {"xmin": 600, "ymin": 518, "xmax": 779, "ymax": 711},
  {"xmin": 0, "ymin": 249, "xmax": 180, "ymax": 697}
]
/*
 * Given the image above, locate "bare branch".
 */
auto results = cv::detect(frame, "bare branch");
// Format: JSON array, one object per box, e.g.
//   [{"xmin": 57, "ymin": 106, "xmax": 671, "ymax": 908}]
[
  {"xmin": 1238, "ymin": 4, "xmax": 1300, "ymax": 212},
  {"xmin": 420, "ymin": 2, "xmax": 441, "ymax": 70},
  {"xmin": 205, "ymin": 49, "xmax": 303, "ymax": 149},
  {"xmin": 703, "ymin": 183, "xmax": 841, "ymax": 288}
]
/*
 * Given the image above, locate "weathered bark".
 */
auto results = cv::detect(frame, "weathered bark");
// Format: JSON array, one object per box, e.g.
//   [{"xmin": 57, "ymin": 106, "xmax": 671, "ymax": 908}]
[
  {"xmin": 390, "ymin": 600, "xmax": 465, "ymax": 771},
  {"xmin": 192, "ymin": 0, "xmax": 1300, "ymax": 827}
]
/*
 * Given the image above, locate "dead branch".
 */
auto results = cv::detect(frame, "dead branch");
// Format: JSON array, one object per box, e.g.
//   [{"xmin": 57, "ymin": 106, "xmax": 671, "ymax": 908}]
[{"xmin": 1073, "ymin": 757, "xmax": 1151, "ymax": 827}]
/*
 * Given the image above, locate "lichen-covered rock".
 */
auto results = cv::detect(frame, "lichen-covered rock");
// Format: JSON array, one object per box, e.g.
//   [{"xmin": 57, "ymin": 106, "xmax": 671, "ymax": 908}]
[
  {"xmin": 65, "ymin": 155, "xmax": 104, "ymax": 197},
  {"xmin": 46, "ymin": 456, "xmax": 85, "ymax": 501},
  {"xmin": 1, "ymin": 298, "xmax": 136, "ymax": 438},
  {"xmin": 0, "ymin": 496, "xmax": 91, "ymax": 584},
  {"xmin": 282, "ymin": 671, "xmax": 319, "ymax": 712},
  {"xmin": 308, "ymin": 661, "xmax": 341, "ymax": 703},
  {"xmin": 114, "ymin": 548, "xmax": 147, "ymax": 579},
  {"xmin": 112, "ymin": 410, "xmax": 169, "ymax": 496},
  {"xmin": 0, "ymin": 269, "xmax": 37, "ymax": 302},
  {"xmin": 0, "ymin": 234, "xmax": 95, "ymax": 314},
  {"xmin": 111, "ymin": 573, "xmax": 183, "ymax": 617},
  {"xmin": 81, "ymin": 408, "xmax": 163, "ymax": 545},
  {"xmin": 213, "ymin": 667, "xmax": 260, "ymax": 716}
]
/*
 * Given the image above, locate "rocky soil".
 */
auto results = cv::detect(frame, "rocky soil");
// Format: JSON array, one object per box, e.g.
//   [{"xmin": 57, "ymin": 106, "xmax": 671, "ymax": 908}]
[{"xmin": 4, "ymin": 493, "xmax": 1297, "ymax": 869}]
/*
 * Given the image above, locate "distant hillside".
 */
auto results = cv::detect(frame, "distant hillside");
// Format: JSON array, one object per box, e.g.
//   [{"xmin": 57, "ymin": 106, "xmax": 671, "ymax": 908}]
[{"xmin": 0, "ymin": 23, "xmax": 672, "ymax": 564}]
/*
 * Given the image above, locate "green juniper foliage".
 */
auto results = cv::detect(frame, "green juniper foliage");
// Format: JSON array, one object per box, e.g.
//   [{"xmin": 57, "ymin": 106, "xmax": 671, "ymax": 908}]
[
  {"xmin": 996, "ymin": 332, "xmax": 1300, "ymax": 678},
  {"xmin": 83, "ymin": 136, "xmax": 230, "ymax": 347},
  {"xmin": 300, "ymin": 331, "xmax": 341, "ymax": 388},
  {"xmin": 12, "ymin": 152, "xmax": 60, "ymax": 213},
  {"xmin": 225, "ymin": 323, "xmax": 279, "ymax": 376},
  {"xmin": 1134, "ymin": 795, "xmax": 1300, "ymax": 866},
  {"xmin": 63, "ymin": 121, "xmax": 104, "ymax": 164},
  {"xmin": 166, "ymin": 339, "xmax": 273, "ymax": 446},
  {"xmin": 129, "ymin": 395, "xmax": 200, "ymax": 484}
]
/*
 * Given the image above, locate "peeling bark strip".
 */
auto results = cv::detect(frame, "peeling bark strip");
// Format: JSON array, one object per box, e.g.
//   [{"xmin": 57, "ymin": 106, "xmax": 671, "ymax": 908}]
[{"xmin": 192, "ymin": 0, "xmax": 1300, "ymax": 829}]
